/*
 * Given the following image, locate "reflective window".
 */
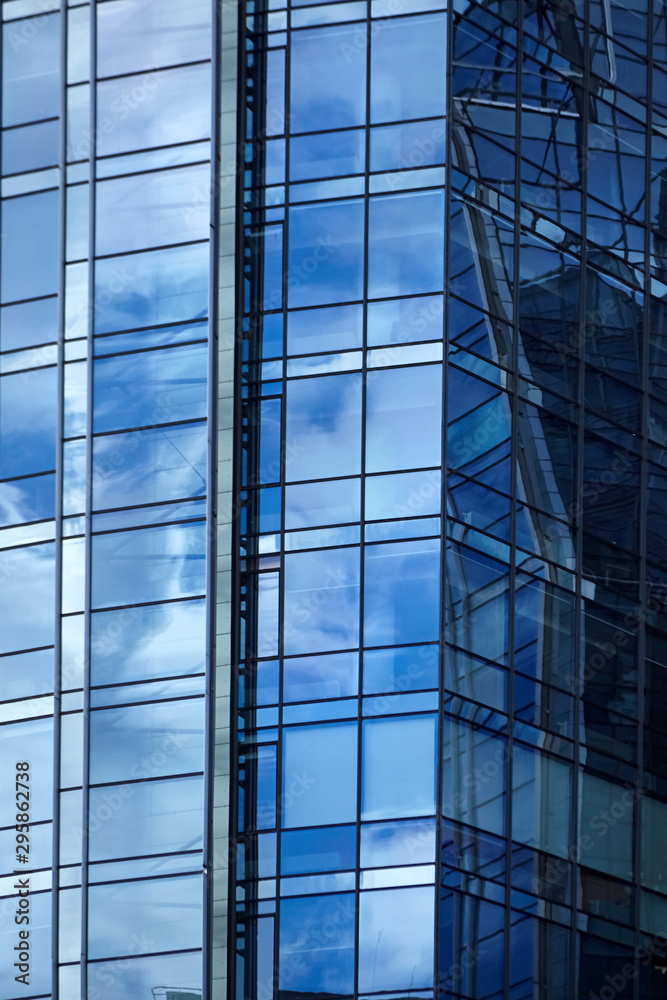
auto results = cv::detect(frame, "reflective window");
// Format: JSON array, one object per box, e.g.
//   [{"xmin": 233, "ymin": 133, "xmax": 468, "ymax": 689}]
[
  {"xmin": 285, "ymin": 374, "xmax": 361, "ymax": 481},
  {"xmin": 282, "ymin": 722, "xmax": 357, "ymax": 827},
  {"xmin": 362, "ymin": 714, "xmax": 437, "ymax": 820},
  {"xmin": 290, "ymin": 25, "xmax": 367, "ymax": 133},
  {"xmin": 279, "ymin": 894, "xmax": 355, "ymax": 995},
  {"xmin": 97, "ymin": 0, "xmax": 211, "ymax": 76},
  {"xmin": 2, "ymin": 14, "xmax": 60, "ymax": 126},
  {"xmin": 359, "ymin": 886, "xmax": 434, "ymax": 991},
  {"xmin": 369, "ymin": 190, "xmax": 445, "ymax": 298},
  {"xmin": 0, "ymin": 543, "xmax": 55, "ymax": 654},
  {"xmin": 288, "ymin": 200, "xmax": 364, "ymax": 308},
  {"xmin": 370, "ymin": 13, "xmax": 447, "ymax": 123},
  {"xmin": 1, "ymin": 190, "xmax": 59, "ymax": 302},
  {"xmin": 283, "ymin": 547, "xmax": 360, "ymax": 655},
  {"xmin": 365, "ymin": 366, "xmax": 442, "ymax": 472}
]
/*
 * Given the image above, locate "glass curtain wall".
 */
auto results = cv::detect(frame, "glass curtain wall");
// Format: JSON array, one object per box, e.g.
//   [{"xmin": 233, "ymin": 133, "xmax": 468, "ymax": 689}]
[
  {"xmin": 234, "ymin": 2, "xmax": 667, "ymax": 999},
  {"xmin": 0, "ymin": 2, "xmax": 216, "ymax": 999}
]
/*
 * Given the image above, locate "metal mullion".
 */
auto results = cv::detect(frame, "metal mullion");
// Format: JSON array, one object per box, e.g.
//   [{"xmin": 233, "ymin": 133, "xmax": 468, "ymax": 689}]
[
  {"xmin": 435, "ymin": 0, "xmax": 454, "ymax": 991},
  {"xmin": 570, "ymin": 7, "xmax": 591, "ymax": 996},
  {"xmin": 80, "ymin": 0, "xmax": 96, "ymax": 994},
  {"xmin": 354, "ymin": 4, "xmax": 372, "ymax": 996},
  {"xmin": 633, "ymin": 1, "xmax": 653, "ymax": 994},
  {"xmin": 502, "ymin": 6, "xmax": 522, "ymax": 995}
]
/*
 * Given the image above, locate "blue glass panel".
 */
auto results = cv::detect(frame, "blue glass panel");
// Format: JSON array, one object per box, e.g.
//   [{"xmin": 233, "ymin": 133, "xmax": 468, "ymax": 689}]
[
  {"xmin": 442, "ymin": 718, "xmax": 507, "ymax": 836},
  {"xmin": 285, "ymin": 478, "xmax": 360, "ymax": 528},
  {"xmin": 88, "ymin": 874, "xmax": 203, "ymax": 959},
  {"xmin": 90, "ymin": 599, "xmax": 205, "ymax": 684},
  {"xmin": 371, "ymin": 119, "xmax": 446, "ymax": 171},
  {"xmin": 94, "ymin": 320, "xmax": 207, "ymax": 356},
  {"xmin": 93, "ymin": 343, "xmax": 207, "ymax": 433},
  {"xmin": 0, "ymin": 472, "xmax": 55, "ymax": 526},
  {"xmin": 285, "ymin": 373, "xmax": 361, "ymax": 481},
  {"xmin": 290, "ymin": 25, "xmax": 367, "ymax": 133},
  {"xmin": 359, "ymin": 886, "xmax": 434, "ymax": 991},
  {"xmin": 367, "ymin": 294, "xmax": 443, "ymax": 347},
  {"xmin": 0, "ymin": 647, "xmax": 52, "ymax": 701},
  {"xmin": 366, "ymin": 470, "xmax": 441, "ymax": 520},
  {"xmin": 259, "ymin": 398, "xmax": 281, "ymax": 484},
  {"xmin": 365, "ymin": 365, "xmax": 442, "ymax": 473},
  {"xmin": 363, "ymin": 645, "xmax": 439, "ymax": 694},
  {"xmin": 360, "ymin": 818, "xmax": 436, "ymax": 866},
  {"xmin": 364, "ymin": 539, "xmax": 440, "ymax": 646},
  {"xmin": 97, "ymin": 63, "xmax": 211, "ymax": 156},
  {"xmin": 1, "ymin": 190, "xmax": 59, "ymax": 302},
  {"xmin": 0, "ymin": 296, "xmax": 58, "ymax": 352},
  {"xmin": 87, "ymin": 951, "xmax": 202, "ymax": 1000},
  {"xmin": 288, "ymin": 200, "xmax": 364, "ymax": 308},
  {"xmin": 0, "ymin": 718, "xmax": 53, "ymax": 823},
  {"xmin": 2, "ymin": 119, "xmax": 59, "ymax": 175},
  {"xmin": 2, "ymin": 14, "xmax": 60, "ymax": 126},
  {"xmin": 93, "ymin": 423, "xmax": 207, "ymax": 509},
  {"xmin": 256, "ymin": 744, "xmax": 277, "ymax": 830},
  {"xmin": 370, "ymin": 13, "xmax": 447, "ymax": 123},
  {"xmin": 96, "ymin": 165, "xmax": 210, "ymax": 256},
  {"xmin": 88, "ymin": 775, "xmax": 203, "ymax": 861},
  {"xmin": 282, "ymin": 722, "xmax": 357, "ymax": 827},
  {"xmin": 287, "ymin": 303, "xmax": 363, "ymax": 355},
  {"xmin": 279, "ymin": 894, "xmax": 355, "ymax": 994},
  {"xmin": 0, "ymin": 543, "xmax": 55, "ymax": 654},
  {"xmin": 0, "ymin": 888, "xmax": 51, "ymax": 998},
  {"xmin": 89, "ymin": 698, "xmax": 205, "ymax": 783},
  {"xmin": 362, "ymin": 714, "xmax": 437, "ymax": 820},
  {"xmin": 290, "ymin": 129, "xmax": 365, "ymax": 181},
  {"xmin": 511, "ymin": 744, "xmax": 572, "ymax": 859},
  {"xmin": 281, "ymin": 825, "xmax": 356, "ymax": 875},
  {"xmin": 440, "ymin": 890, "xmax": 505, "ymax": 997},
  {"xmin": 284, "ymin": 547, "xmax": 360, "ymax": 655},
  {"xmin": 96, "ymin": 0, "xmax": 211, "ymax": 76},
  {"xmin": 94, "ymin": 243, "xmax": 209, "ymax": 335},
  {"xmin": 369, "ymin": 190, "xmax": 445, "ymax": 298},
  {"xmin": 91, "ymin": 521, "xmax": 206, "ymax": 608},
  {"xmin": 283, "ymin": 651, "xmax": 358, "ymax": 702}
]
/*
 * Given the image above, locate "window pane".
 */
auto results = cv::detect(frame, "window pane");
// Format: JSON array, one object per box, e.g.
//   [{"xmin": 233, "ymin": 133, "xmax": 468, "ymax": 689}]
[
  {"xmin": 282, "ymin": 722, "xmax": 357, "ymax": 827},
  {"xmin": 362, "ymin": 715, "xmax": 437, "ymax": 820},
  {"xmin": 97, "ymin": 0, "xmax": 211, "ymax": 76},
  {"xmin": 93, "ymin": 423, "xmax": 207, "ymax": 509},
  {"xmin": 89, "ymin": 775, "xmax": 203, "ymax": 861},
  {"xmin": 88, "ymin": 874, "xmax": 202, "ymax": 959},
  {"xmin": 90, "ymin": 600, "xmax": 205, "ymax": 684},
  {"xmin": 89, "ymin": 698, "xmax": 205, "ymax": 784},
  {"xmin": 285, "ymin": 374, "xmax": 362, "ymax": 481},
  {"xmin": 0, "ymin": 543, "xmax": 55, "ymax": 654},
  {"xmin": 87, "ymin": 952, "xmax": 202, "ymax": 1000},
  {"xmin": 93, "ymin": 344, "xmax": 207, "ymax": 433},
  {"xmin": 279, "ymin": 894, "xmax": 355, "ymax": 995},
  {"xmin": 2, "ymin": 119, "xmax": 59, "ymax": 176},
  {"xmin": 288, "ymin": 200, "xmax": 364, "ymax": 308},
  {"xmin": 91, "ymin": 522, "xmax": 206, "ymax": 609},
  {"xmin": 0, "ymin": 368, "xmax": 56, "ymax": 479},
  {"xmin": 370, "ymin": 13, "xmax": 447, "ymax": 123},
  {"xmin": 364, "ymin": 539, "xmax": 441, "ymax": 646},
  {"xmin": 0, "ymin": 718, "xmax": 53, "ymax": 823},
  {"xmin": 511, "ymin": 744, "xmax": 572, "ymax": 859},
  {"xmin": 96, "ymin": 165, "xmax": 209, "ymax": 256},
  {"xmin": 365, "ymin": 365, "xmax": 442, "ymax": 473},
  {"xmin": 97, "ymin": 63, "xmax": 211, "ymax": 157},
  {"xmin": 2, "ymin": 190, "xmax": 59, "ymax": 302},
  {"xmin": 3, "ymin": 14, "xmax": 60, "ymax": 126},
  {"xmin": 284, "ymin": 546, "xmax": 360, "ymax": 655},
  {"xmin": 359, "ymin": 887, "xmax": 434, "ymax": 991},
  {"xmin": 290, "ymin": 25, "xmax": 367, "ymax": 133},
  {"xmin": 369, "ymin": 190, "xmax": 445, "ymax": 298}
]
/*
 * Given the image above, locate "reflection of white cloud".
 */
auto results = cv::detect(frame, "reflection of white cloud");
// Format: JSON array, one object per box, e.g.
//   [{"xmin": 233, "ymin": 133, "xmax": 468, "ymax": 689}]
[
  {"xmin": 283, "ymin": 547, "xmax": 360, "ymax": 655},
  {"xmin": 87, "ymin": 949, "xmax": 202, "ymax": 1000},
  {"xmin": 359, "ymin": 886, "xmax": 434, "ymax": 992}
]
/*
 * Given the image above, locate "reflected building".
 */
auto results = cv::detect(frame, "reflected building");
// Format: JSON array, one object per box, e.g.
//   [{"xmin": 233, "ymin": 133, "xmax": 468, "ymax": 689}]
[{"xmin": 0, "ymin": 2, "xmax": 667, "ymax": 1000}]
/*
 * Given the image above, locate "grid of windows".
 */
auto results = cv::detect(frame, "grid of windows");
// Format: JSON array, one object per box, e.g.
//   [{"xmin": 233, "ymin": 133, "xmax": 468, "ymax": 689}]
[
  {"xmin": 233, "ymin": 2, "xmax": 667, "ymax": 999},
  {"xmin": 0, "ymin": 2, "xmax": 215, "ymax": 998}
]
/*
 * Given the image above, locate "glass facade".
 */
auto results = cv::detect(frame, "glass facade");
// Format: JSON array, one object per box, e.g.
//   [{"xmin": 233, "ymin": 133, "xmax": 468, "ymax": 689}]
[{"xmin": 1, "ymin": 1, "xmax": 667, "ymax": 1000}]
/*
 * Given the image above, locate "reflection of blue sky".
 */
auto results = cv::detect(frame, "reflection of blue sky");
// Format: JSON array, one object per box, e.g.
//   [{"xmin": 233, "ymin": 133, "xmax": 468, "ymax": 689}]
[
  {"xmin": 290, "ymin": 25, "xmax": 366, "ymax": 133},
  {"xmin": 87, "ymin": 951, "xmax": 202, "ymax": 1000},
  {"xmin": 0, "ymin": 718, "xmax": 53, "ymax": 821},
  {"xmin": 1, "ymin": 190, "xmax": 58, "ymax": 303},
  {"xmin": 288, "ymin": 200, "xmax": 364, "ymax": 308},
  {"xmin": 88, "ymin": 874, "xmax": 202, "ymax": 960},
  {"xmin": 286, "ymin": 373, "xmax": 361, "ymax": 481},
  {"xmin": 93, "ymin": 423, "xmax": 207, "ymax": 509},
  {"xmin": 89, "ymin": 699, "xmax": 205, "ymax": 784},
  {"xmin": 283, "ymin": 722, "xmax": 357, "ymax": 827},
  {"xmin": 97, "ymin": 0, "xmax": 210, "ymax": 77},
  {"xmin": 0, "ymin": 889, "xmax": 51, "ymax": 999},
  {"xmin": 92, "ymin": 522, "xmax": 206, "ymax": 608},
  {"xmin": 284, "ymin": 546, "xmax": 360, "ymax": 655},
  {"xmin": 91, "ymin": 600, "xmax": 206, "ymax": 685},
  {"xmin": 0, "ymin": 542, "xmax": 55, "ymax": 654},
  {"xmin": 285, "ymin": 479, "xmax": 360, "ymax": 529},
  {"xmin": 93, "ymin": 343, "xmax": 207, "ymax": 432},
  {"xmin": 366, "ymin": 365, "xmax": 441, "ymax": 473},
  {"xmin": 362, "ymin": 715, "xmax": 436, "ymax": 820},
  {"xmin": 369, "ymin": 190, "xmax": 445, "ymax": 299},
  {"xmin": 360, "ymin": 818, "xmax": 435, "ymax": 867},
  {"xmin": 290, "ymin": 129, "xmax": 365, "ymax": 182},
  {"xmin": 0, "ymin": 296, "xmax": 58, "ymax": 353},
  {"xmin": 287, "ymin": 303, "xmax": 362, "ymax": 355},
  {"xmin": 283, "ymin": 650, "xmax": 358, "ymax": 702},
  {"xmin": 2, "ymin": 12, "xmax": 59, "ymax": 126},
  {"xmin": 94, "ymin": 243, "xmax": 208, "ymax": 335},
  {"xmin": 0, "ymin": 473, "xmax": 55, "ymax": 527},
  {"xmin": 370, "ymin": 14, "xmax": 447, "ymax": 124},
  {"xmin": 359, "ymin": 886, "xmax": 434, "ymax": 992},
  {"xmin": 279, "ymin": 893, "xmax": 355, "ymax": 995}
]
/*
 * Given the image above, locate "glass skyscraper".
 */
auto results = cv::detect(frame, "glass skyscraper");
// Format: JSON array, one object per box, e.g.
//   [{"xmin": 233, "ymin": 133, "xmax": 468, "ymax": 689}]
[{"xmin": 1, "ymin": 1, "xmax": 667, "ymax": 999}]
